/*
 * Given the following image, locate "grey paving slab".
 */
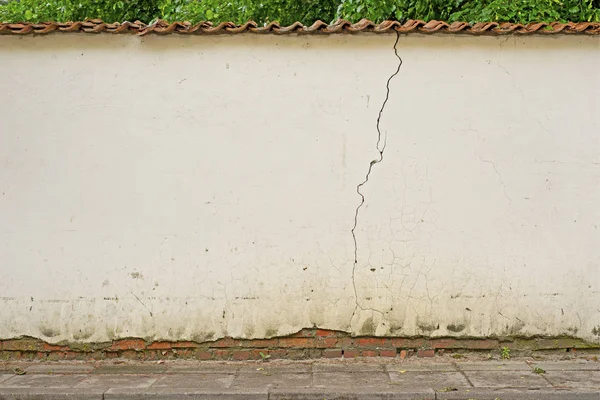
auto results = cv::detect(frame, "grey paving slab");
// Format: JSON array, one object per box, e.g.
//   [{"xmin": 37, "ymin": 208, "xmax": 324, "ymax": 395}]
[
  {"xmin": 313, "ymin": 363, "xmax": 385, "ymax": 372},
  {"xmin": 466, "ymin": 370, "xmax": 553, "ymax": 388},
  {"xmin": 385, "ymin": 363, "xmax": 458, "ymax": 372},
  {"xmin": 75, "ymin": 374, "xmax": 158, "ymax": 389},
  {"xmin": 0, "ymin": 387, "xmax": 104, "ymax": 399},
  {"xmin": 544, "ymin": 370, "xmax": 600, "ymax": 390},
  {"xmin": 104, "ymin": 387, "xmax": 268, "ymax": 399},
  {"xmin": 230, "ymin": 372, "xmax": 311, "ymax": 389},
  {"xmin": 152, "ymin": 373, "xmax": 234, "ymax": 389},
  {"xmin": 0, "ymin": 374, "xmax": 87, "ymax": 388},
  {"xmin": 388, "ymin": 371, "xmax": 470, "ymax": 391},
  {"xmin": 269, "ymin": 388, "xmax": 436, "ymax": 400},
  {"xmin": 166, "ymin": 363, "xmax": 240, "ymax": 374},
  {"xmin": 455, "ymin": 361, "xmax": 532, "ymax": 371},
  {"xmin": 93, "ymin": 365, "xmax": 167, "ymax": 374},
  {"xmin": 238, "ymin": 364, "xmax": 311, "ymax": 374},
  {"xmin": 436, "ymin": 388, "xmax": 600, "ymax": 400},
  {"xmin": 24, "ymin": 364, "xmax": 95, "ymax": 374},
  {"xmin": 0, "ymin": 376, "xmax": 12, "ymax": 385},
  {"xmin": 531, "ymin": 361, "xmax": 600, "ymax": 371},
  {"xmin": 313, "ymin": 372, "xmax": 390, "ymax": 389}
]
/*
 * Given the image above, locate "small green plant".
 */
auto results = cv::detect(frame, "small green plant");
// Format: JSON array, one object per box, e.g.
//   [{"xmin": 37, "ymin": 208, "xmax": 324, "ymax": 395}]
[
  {"xmin": 533, "ymin": 367, "xmax": 546, "ymax": 374},
  {"xmin": 259, "ymin": 351, "xmax": 271, "ymax": 361},
  {"xmin": 500, "ymin": 347, "xmax": 511, "ymax": 360}
]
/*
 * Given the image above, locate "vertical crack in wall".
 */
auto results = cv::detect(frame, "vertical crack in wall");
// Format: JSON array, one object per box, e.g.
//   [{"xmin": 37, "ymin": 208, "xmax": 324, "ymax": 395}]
[{"xmin": 350, "ymin": 31, "xmax": 403, "ymax": 325}]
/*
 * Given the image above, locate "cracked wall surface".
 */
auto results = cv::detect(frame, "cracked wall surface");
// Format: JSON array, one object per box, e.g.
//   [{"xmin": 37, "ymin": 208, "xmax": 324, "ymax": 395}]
[{"xmin": 0, "ymin": 34, "xmax": 599, "ymax": 344}]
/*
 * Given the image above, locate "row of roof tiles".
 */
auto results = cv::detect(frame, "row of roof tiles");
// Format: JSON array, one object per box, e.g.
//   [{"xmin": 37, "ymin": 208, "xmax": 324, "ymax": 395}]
[{"xmin": 1, "ymin": 19, "xmax": 599, "ymax": 35}]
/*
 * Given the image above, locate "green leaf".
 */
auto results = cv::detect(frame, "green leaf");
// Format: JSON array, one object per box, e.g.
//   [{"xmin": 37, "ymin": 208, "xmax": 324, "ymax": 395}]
[{"xmin": 24, "ymin": 9, "xmax": 33, "ymax": 19}]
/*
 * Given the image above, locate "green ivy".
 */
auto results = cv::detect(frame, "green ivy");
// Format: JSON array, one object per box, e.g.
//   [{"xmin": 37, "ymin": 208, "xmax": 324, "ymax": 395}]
[{"xmin": 1, "ymin": 0, "xmax": 599, "ymax": 24}]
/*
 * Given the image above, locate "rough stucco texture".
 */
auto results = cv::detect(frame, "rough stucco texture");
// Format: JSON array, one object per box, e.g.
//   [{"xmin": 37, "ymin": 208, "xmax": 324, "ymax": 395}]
[{"xmin": 0, "ymin": 34, "xmax": 599, "ymax": 344}]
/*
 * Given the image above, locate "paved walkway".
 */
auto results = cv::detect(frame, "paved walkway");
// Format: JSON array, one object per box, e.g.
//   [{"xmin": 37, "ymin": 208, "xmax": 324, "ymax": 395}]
[{"xmin": 0, "ymin": 357, "xmax": 598, "ymax": 399}]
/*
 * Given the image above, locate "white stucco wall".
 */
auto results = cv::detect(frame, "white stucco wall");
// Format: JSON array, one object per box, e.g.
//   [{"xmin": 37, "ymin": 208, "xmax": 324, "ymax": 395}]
[{"xmin": 0, "ymin": 33, "xmax": 599, "ymax": 344}]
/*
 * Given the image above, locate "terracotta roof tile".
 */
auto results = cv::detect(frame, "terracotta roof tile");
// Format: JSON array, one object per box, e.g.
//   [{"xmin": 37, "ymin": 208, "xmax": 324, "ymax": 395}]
[{"xmin": 0, "ymin": 19, "xmax": 598, "ymax": 36}]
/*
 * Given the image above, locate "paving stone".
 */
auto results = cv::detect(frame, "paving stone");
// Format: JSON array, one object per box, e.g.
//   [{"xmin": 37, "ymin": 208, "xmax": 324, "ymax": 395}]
[
  {"xmin": 0, "ymin": 387, "xmax": 104, "ymax": 399},
  {"xmin": 313, "ymin": 372, "xmax": 390, "ymax": 389},
  {"xmin": 231, "ymin": 372, "xmax": 311, "ymax": 389},
  {"xmin": 152, "ymin": 373, "xmax": 234, "ymax": 389},
  {"xmin": 166, "ymin": 362, "xmax": 241, "ymax": 374},
  {"xmin": 313, "ymin": 363, "xmax": 385, "ymax": 372},
  {"xmin": 388, "ymin": 371, "xmax": 470, "ymax": 391},
  {"xmin": 544, "ymin": 370, "xmax": 600, "ymax": 390},
  {"xmin": 74, "ymin": 375, "xmax": 158, "ymax": 389},
  {"xmin": 238, "ymin": 364, "xmax": 311, "ymax": 374},
  {"xmin": 465, "ymin": 370, "xmax": 553, "ymax": 388},
  {"xmin": 455, "ymin": 361, "xmax": 532, "ymax": 371},
  {"xmin": 531, "ymin": 361, "xmax": 600, "ymax": 371},
  {"xmin": 384, "ymin": 363, "xmax": 458, "ymax": 372},
  {"xmin": 0, "ymin": 374, "xmax": 87, "ymax": 388},
  {"xmin": 104, "ymin": 387, "xmax": 268, "ymax": 399},
  {"xmin": 93, "ymin": 365, "xmax": 167, "ymax": 374},
  {"xmin": 269, "ymin": 388, "xmax": 436, "ymax": 400},
  {"xmin": 25, "ymin": 364, "xmax": 95, "ymax": 374},
  {"xmin": 436, "ymin": 388, "xmax": 600, "ymax": 400},
  {"xmin": 0, "ymin": 375, "xmax": 13, "ymax": 385}
]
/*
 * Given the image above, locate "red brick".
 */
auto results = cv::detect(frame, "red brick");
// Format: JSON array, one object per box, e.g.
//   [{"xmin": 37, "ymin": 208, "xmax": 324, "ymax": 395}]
[
  {"xmin": 335, "ymin": 337, "xmax": 353, "ymax": 348},
  {"xmin": 316, "ymin": 329, "xmax": 336, "ymax": 337},
  {"xmin": 171, "ymin": 341, "xmax": 199, "ymax": 349},
  {"xmin": 399, "ymin": 350, "xmax": 408, "ymax": 359},
  {"xmin": 361, "ymin": 350, "xmax": 378, "ymax": 357},
  {"xmin": 431, "ymin": 339, "xmax": 459, "ymax": 349},
  {"xmin": 380, "ymin": 349, "xmax": 396, "ymax": 357},
  {"xmin": 249, "ymin": 350, "xmax": 263, "ymax": 359},
  {"xmin": 2, "ymin": 339, "xmax": 43, "ymax": 351},
  {"xmin": 267, "ymin": 349, "xmax": 288, "ymax": 359},
  {"xmin": 356, "ymin": 338, "xmax": 389, "ymax": 348},
  {"xmin": 175, "ymin": 349, "xmax": 196, "ymax": 358},
  {"xmin": 64, "ymin": 351, "xmax": 83, "ymax": 360},
  {"xmin": 196, "ymin": 350, "xmax": 212, "ymax": 360},
  {"xmin": 286, "ymin": 349, "xmax": 308, "ymax": 359},
  {"xmin": 211, "ymin": 338, "xmax": 238, "ymax": 348},
  {"xmin": 343, "ymin": 349, "xmax": 360, "ymax": 358},
  {"xmin": 462, "ymin": 339, "xmax": 498, "ymax": 350},
  {"xmin": 417, "ymin": 349, "xmax": 435, "ymax": 358},
  {"xmin": 147, "ymin": 342, "xmax": 172, "ymax": 350},
  {"xmin": 390, "ymin": 338, "xmax": 426, "ymax": 348},
  {"xmin": 316, "ymin": 337, "xmax": 337, "ymax": 348},
  {"xmin": 47, "ymin": 351, "xmax": 65, "ymax": 361},
  {"xmin": 323, "ymin": 349, "xmax": 342, "ymax": 358},
  {"xmin": 109, "ymin": 339, "xmax": 146, "ymax": 351},
  {"xmin": 213, "ymin": 350, "xmax": 231, "ymax": 360},
  {"xmin": 239, "ymin": 339, "xmax": 278, "ymax": 348},
  {"xmin": 43, "ymin": 343, "xmax": 69, "ymax": 352},
  {"xmin": 278, "ymin": 338, "xmax": 315, "ymax": 348}
]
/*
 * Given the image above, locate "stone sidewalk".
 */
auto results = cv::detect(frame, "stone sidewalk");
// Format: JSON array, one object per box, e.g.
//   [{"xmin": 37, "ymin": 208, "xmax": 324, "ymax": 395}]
[{"xmin": 0, "ymin": 357, "xmax": 598, "ymax": 399}]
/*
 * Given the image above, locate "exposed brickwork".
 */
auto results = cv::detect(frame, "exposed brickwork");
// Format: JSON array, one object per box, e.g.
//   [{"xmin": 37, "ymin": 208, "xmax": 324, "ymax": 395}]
[
  {"xmin": 0, "ymin": 329, "xmax": 596, "ymax": 361},
  {"xmin": 379, "ymin": 349, "xmax": 397, "ymax": 357},
  {"xmin": 417, "ymin": 349, "xmax": 435, "ymax": 358}
]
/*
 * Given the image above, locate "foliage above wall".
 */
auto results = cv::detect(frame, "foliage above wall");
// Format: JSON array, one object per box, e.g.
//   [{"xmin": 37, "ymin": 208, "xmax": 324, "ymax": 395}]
[{"xmin": 1, "ymin": 0, "xmax": 599, "ymax": 25}]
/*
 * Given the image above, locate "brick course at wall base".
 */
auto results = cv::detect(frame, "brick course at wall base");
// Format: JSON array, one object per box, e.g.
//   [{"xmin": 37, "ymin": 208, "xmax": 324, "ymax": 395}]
[{"xmin": 0, "ymin": 329, "xmax": 597, "ymax": 361}]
